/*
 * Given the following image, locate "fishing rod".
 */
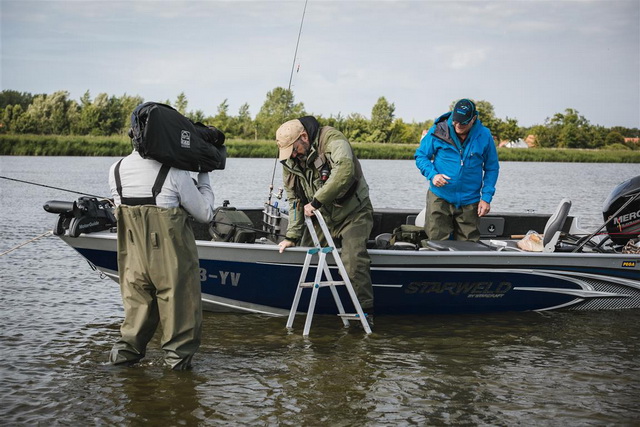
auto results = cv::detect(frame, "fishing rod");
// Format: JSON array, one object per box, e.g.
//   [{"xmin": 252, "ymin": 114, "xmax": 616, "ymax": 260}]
[
  {"xmin": 287, "ymin": 0, "xmax": 308, "ymax": 93},
  {"xmin": 0, "ymin": 175, "xmax": 105, "ymax": 199},
  {"xmin": 268, "ymin": 0, "xmax": 309, "ymax": 205}
]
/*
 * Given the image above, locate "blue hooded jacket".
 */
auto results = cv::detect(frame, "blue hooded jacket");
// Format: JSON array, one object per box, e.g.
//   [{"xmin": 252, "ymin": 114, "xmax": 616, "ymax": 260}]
[{"xmin": 415, "ymin": 112, "xmax": 499, "ymax": 207}]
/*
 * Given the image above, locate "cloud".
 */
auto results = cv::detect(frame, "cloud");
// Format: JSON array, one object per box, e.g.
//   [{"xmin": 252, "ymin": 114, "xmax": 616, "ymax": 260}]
[
  {"xmin": 1, "ymin": 0, "xmax": 638, "ymax": 127},
  {"xmin": 434, "ymin": 46, "xmax": 490, "ymax": 70}
]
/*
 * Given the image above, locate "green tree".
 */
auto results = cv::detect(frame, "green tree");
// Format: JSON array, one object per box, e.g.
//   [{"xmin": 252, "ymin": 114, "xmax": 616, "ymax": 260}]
[
  {"xmin": 18, "ymin": 91, "xmax": 75, "ymax": 134},
  {"xmin": 500, "ymin": 117, "xmax": 523, "ymax": 143},
  {"xmin": 369, "ymin": 96, "xmax": 395, "ymax": 142},
  {"xmin": 234, "ymin": 103, "xmax": 255, "ymax": 140},
  {"xmin": 342, "ymin": 113, "xmax": 370, "ymax": 142},
  {"xmin": 548, "ymin": 108, "xmax": 591, "ymax": 148},
  {"xmin": 255, "ymin": 87, "xmax": 305, "ymax": 139},
  {"xmin": 175, "ymin": 92, "xmax": 188, "ymax": 114},
  {"xmin": 586, "ymin": 125, "xmax": 607, "ymax": 149},
  {"xmin": 474, "ymin": 100, "xmax": 503, "ymax": 141},
  {"xmin": 529, "ymin": 124, "xmax": 557, "ymax": 148},
  {"xmin": 188, "ymin": 110, "xmax": 207, "ymax": 123},
  {"xmin": 386, "ymin": 118, "xmax": 419, "ymax": 144},
  {"xmin": 120, "ymin": 94, "xmax": 145, "ymax": 133},
  {"xmin": 1, "ymin": 105, "xmax": 22, "ymax": 133},
  {"xmin": 605, "ymin": 131, "xmax": 625, "ymax": 147},
  {"xmin": 212, "ymin": 99, "xmax": 232, "ymax": 135},
  {"xmin": 0, "ymin": 90, "xmax": 36, "ymax": 110}
]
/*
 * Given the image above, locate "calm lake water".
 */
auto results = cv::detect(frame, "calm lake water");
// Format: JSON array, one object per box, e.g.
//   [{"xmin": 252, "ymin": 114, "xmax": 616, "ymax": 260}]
[{"xmin": 1, "ymin": 156, "xmax": 639, "ymax": 425}]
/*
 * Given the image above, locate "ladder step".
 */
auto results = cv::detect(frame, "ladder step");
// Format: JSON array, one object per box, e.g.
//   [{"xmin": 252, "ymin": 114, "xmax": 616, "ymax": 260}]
[{"xmin": 299, "ymin": 280, "xmax": 346, "ymax": 288}]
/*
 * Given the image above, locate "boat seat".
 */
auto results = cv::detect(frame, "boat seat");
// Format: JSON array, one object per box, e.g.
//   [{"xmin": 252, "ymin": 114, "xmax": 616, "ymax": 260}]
[
  {"xmin": 487, "ymin": 198, "xmax": 572, "ymax": 252},
  {"xmin": 542, "ymin": 198, "xmax": 572, "ymax": 252}
]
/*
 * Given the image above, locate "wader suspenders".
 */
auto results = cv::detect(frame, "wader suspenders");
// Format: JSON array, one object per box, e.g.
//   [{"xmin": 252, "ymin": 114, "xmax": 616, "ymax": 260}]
[{"xmin": 114, "ymin": 159, "xmax": 171, "ymax": 206}]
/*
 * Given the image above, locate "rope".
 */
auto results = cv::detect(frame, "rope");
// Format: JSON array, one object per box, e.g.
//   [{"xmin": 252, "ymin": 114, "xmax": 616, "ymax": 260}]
[{"xmin": 0, "ymin": 231, "xmax": 53, "ymax": 257}]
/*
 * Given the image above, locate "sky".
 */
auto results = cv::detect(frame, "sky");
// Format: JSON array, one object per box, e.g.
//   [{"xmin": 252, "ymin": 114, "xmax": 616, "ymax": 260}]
[{"xmin": 1, "ymin": 0, "xmax": 639, "ymax": 128}]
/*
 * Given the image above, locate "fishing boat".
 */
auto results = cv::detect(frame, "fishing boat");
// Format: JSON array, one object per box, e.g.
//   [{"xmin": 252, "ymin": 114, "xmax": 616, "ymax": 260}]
[{"xmin": 43, "ymin": 175, "xmax": 640, "ymax": 316}]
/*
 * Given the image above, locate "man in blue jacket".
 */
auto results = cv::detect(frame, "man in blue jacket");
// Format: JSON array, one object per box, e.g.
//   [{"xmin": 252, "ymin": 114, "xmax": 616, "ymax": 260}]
[{"xmin": 415, "ymin": 99, "xmax": 499, "ymax": 241}]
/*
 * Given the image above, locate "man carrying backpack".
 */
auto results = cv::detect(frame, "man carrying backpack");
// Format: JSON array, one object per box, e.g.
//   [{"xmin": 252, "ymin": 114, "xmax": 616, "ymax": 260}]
[{"xmin": 108, "ymin": 146, "xmax": 215, "ymax": 370}]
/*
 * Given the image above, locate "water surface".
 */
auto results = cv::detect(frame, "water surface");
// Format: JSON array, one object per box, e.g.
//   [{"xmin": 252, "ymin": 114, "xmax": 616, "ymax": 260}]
[{"xmin": 1, "ymin": 157, "xmax": 638, "ymax": 425}]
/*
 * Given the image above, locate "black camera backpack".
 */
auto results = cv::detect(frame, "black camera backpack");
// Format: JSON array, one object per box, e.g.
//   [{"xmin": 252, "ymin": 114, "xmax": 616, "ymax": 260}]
[{"xmin": 129, "ymin": 102, "xmax": 227, "ymax": 172}]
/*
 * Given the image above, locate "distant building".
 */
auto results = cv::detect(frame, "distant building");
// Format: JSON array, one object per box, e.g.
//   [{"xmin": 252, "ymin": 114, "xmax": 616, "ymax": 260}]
[
  {"xmin": 624, "ymin": 137, "xmax": 639, "ymax": 147},
  {"xmin": 498, "ymin": 139, "xmax": 529, "ymax": 148},
  {"xmin": 498, "ymin": 134, "xmax": 536, "ymax": 148}
]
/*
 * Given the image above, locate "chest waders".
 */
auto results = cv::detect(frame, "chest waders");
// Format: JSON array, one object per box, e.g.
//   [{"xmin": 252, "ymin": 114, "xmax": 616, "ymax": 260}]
[{"xmin": 109, "ymin": 161, "xmax": 202, "ymax": 370}]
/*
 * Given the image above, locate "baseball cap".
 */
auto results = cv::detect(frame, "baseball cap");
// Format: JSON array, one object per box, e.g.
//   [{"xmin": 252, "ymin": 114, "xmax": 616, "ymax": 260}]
[
  {"xmin": 276, "ymin": 119, "xmax": 305, "ymax": 161},
  {"xmin": 451, "ymin": 99, "xmax": 476, "ymax": 125}
]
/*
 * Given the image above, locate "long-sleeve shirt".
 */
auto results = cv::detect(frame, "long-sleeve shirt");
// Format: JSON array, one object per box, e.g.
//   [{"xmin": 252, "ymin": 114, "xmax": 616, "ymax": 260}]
[{"xmin": 109, "ymin": 150, "xmax": 215, "ymax": 223}]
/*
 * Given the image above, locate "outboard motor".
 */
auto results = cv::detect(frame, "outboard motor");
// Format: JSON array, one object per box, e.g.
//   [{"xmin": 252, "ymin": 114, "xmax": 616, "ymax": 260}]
[{"xmin": 602, "ymin": 175, "xmax": 640, "ymax": 245}]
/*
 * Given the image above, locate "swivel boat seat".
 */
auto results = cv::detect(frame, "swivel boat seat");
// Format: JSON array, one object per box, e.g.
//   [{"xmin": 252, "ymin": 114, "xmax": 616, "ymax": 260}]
[
  {"xmin": 541, "ymin": 198, "xmax": 572, "ymax": 252},
  {"xmin": 487, "ymin": 198, "xmax": 572, "ymax": 252}
]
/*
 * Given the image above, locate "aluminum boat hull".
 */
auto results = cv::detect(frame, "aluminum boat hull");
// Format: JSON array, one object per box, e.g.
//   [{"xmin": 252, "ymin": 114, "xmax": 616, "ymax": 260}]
[{"xmin": 61, "ymin": 231, "xmax": 640, "ymax": 316}]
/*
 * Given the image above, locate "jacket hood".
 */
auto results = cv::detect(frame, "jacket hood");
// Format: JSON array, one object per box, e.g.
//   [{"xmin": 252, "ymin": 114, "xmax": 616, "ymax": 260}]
[{"xmin": 298, "ymin": 116, "xmax": 320, "ymax": 144}]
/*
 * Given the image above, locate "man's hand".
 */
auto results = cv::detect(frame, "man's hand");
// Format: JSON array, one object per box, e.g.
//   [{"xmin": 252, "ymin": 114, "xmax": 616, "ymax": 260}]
[
  {"xmin": 303, "ymin": 203, "xmax": 316, "ymax": 217},
  {"xmin": 432, "ymin": 174, "xmax": 451, "ymax": 187},
  {"xmin": 478, "ymin": 200, "xmax": 491, "ymax": 217},
  {"xmin": 278, "ymin": 239, "xmax": 296, "ymax": 253}
]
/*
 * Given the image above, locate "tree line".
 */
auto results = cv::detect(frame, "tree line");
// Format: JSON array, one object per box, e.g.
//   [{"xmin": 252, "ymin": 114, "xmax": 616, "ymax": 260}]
[{"xmin": 1, "ymin": 89, "xmax": 638, "ymax": 149}]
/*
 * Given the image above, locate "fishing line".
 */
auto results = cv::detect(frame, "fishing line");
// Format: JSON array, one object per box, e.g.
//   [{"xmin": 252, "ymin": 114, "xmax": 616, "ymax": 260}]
[
  {"xmin": 0, "ymin": 175, "xmax": 105, "ymax": 199},
  {"xmin": 268, "ymin": 0, "xmax": 309, "ymax": 204}
]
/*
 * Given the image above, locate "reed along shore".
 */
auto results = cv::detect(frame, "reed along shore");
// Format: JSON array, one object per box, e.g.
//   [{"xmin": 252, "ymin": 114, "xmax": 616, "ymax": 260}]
[{"xmin": 1, "ymin": 134, "xmax": 638, "ymax": 163}]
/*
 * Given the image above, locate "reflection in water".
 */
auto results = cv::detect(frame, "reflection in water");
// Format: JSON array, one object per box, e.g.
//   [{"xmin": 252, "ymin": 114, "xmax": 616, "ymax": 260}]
[{"xmin": 1, "ymin": 157, "xmax": 639, "ymax": 424}]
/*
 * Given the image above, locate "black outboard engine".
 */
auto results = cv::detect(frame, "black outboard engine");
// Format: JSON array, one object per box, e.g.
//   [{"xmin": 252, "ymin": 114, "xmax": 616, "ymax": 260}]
[{"xmin": 602, "ymin": 175, "xmax": 640, "ymax": 245}]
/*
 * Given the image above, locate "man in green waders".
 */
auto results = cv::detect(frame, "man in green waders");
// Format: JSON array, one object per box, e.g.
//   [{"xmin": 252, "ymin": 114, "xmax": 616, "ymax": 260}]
[
  {"xmin": 275, "ymin": 116, "xmax": 375, "ymax": 318},
  {"xmin": 108, "ymin": 149, "xmax": 215, "ymax": 370}
]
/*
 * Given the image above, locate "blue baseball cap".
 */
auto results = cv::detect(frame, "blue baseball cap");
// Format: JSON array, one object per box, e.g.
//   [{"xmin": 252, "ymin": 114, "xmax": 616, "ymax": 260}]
[{"xmin": 452, "ymin": 99, "xmax": 476, "ymax": 125}]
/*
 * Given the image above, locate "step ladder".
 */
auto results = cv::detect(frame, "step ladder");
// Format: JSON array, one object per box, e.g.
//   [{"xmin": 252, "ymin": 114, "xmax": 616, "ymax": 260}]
[{"xmin": 286, "ymin": 210, "xmax": 372, "ymax": 336}]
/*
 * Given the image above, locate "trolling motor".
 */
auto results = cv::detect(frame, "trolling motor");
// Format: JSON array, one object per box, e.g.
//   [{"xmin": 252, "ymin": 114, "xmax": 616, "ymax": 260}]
[{"xmin": 43, "ymin": 197, "xmax": 116, "ymax": 237}]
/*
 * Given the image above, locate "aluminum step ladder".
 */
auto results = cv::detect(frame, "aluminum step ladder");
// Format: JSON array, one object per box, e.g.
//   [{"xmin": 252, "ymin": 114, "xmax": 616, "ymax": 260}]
[{"xmin": 286, "ymin": 210, "xmax": 372, "ymax": 336}]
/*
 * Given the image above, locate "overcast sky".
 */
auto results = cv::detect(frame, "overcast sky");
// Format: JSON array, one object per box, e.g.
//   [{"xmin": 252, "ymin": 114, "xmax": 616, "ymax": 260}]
[{"xmin": 2, "ymin": 0, "xmax": 639, "ymax": 128}]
